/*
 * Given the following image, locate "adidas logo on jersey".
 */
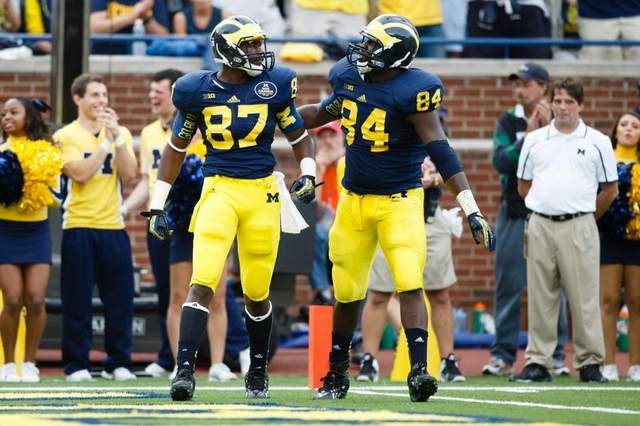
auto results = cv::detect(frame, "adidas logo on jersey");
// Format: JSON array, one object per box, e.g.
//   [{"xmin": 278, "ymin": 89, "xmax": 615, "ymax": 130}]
[
  {"xmin": 254, "ymin": 354, "xmax": 264, "ymax": 359},
  {"xmin": 357, "ymin": 94, "xmax": 367, "ymax": 103},
  {"xmin": 414, "ymin": 337, "xmax": 425, "ymax": 343},
  {"xmin": 332, "ymin": 345, "xmax": 341, "ymax": 350},
  {"xmin": 227, "ymin": 95, "xmax": 241, "ymax": 103}
]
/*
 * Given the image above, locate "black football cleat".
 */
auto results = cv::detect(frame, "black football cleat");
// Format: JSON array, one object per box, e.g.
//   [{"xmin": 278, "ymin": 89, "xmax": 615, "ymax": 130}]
[
  {"xmin": 245, "ymin": 368, "xmax": 270, "ymax": 399},
  {"xmin": 315, "ymin": 369, "xmax": 350, "ymax": 400},
  {"xmin": 407, "ymin": 363, "xmax": 438, "ymax": 402},
  {"xmin": 170, "ymin": 368, "xmax": 195, "ymax": 401}
]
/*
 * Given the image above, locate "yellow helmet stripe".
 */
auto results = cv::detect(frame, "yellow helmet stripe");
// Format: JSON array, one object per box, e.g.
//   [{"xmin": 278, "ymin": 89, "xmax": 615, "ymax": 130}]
[
  {"xmin": 224, "ymin": 19, "xmax": 266, "ymax": 45},
  {"xmin": 365, "ymin": 20, "xmax": 419, "ymax": 48}
]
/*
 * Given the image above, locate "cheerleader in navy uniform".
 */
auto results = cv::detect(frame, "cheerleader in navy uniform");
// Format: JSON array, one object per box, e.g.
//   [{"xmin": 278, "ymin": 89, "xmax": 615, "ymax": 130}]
[
  {"xmin": 0, "ymin": 97, "xmax": 61, "ymax": 383},
  {"xmin": 598, "ymin": 111, "xmax": 640, "ymax": 382}
]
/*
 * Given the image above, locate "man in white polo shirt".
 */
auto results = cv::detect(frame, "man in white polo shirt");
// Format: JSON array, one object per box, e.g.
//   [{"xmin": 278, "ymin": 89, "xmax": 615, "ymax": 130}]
[{"xmin": 513, "ymin": 78, "xmax": 618, "ymax": 383}]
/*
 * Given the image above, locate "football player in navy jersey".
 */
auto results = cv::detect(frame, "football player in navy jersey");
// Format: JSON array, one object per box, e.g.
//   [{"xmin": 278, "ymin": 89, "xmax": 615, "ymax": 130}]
[
  {"xmin": 299, "ymin": 14, "xmax": 496, "ymax": 402},
  {"xmin": 141, "ymin": 15, "xmax": 317, "ymax": 401}
]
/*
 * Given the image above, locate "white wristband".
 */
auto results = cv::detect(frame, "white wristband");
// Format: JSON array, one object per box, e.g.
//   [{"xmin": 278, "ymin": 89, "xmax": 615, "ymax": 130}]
[
  {"xmin": 456, "ymin": 189, "xmax": 480, "ymax": 216},
  {"xmin": 289, "ymin": 129, "xmax": 309, "ymax": 146},
  {"xmin": 300, "ymin": 157, "xmax": 316, "ymax": 178},
  {"xmin": 113, "ymin": 134, "xmax": 125, "ymax": 147},
  {"xmin": 168, "ymin": 138, "xmax": 188, "ymax": 153},
  {"xmin": 149, "ymin": 180, "xmax": 172, "ymax": 210},
  {"xmin": 100, "ymin": 138, "xmax": 112, "ymax": 153}
]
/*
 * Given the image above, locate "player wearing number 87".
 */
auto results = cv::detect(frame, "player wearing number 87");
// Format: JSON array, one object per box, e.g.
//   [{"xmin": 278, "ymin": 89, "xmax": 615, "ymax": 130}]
[
  {"xmin": 142, "ymin": 15, "xmax": 317, "ymax": 401},
  {"xmin": 53, "ymin": 73, "xmax": 139, "ymax": 382},
  {"xmin": 299, "ymin": 14, "xmax": 495, "ymax": 402}
]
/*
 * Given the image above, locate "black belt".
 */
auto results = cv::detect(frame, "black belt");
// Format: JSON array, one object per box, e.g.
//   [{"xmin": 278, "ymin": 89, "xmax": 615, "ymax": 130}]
[{"xmin": 534, "ymin": 212, "xmax": 590, "ymax": 222}]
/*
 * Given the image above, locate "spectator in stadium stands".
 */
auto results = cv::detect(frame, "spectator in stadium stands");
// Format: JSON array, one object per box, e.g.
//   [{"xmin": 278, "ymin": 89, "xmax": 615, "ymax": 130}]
[
  {"xmin": 357, "ymin": 157, "xmax": 466, "ymax": 383},
  {"xmin": 577, "ymin": 0, "xmax": 640, "ymax": 61},
  {"xmin": 0, "ymin": 0, "xmax": 20, "ymax": 32},
  {"xmin": 0, "ymin": 97, "xmax": 58, "ymax": 383},
  {"xmin": 172, "ymin": 1, "xmax": 228, "ymax": 70},
  {"xmin": 441, "ymin": 0, "xmax": 468, "ymax": 57},
  {"xmin": 90, "ymin": 0, "xmax": 170, "ymax": 55},
  {"xmin": 484, "ymin": 63, "xmax": 570, "ymax": 378},
  {"xmin": 463, "ymin": 0, "xmax": 552, "ymax": 59},
  {"xmin": 309, "ymin": 120, "xmax": 345, "ymax": 305},
  {"xmin": 373, "ymin": 0, "xmax": 447, "ymax": 58},
  {"xmin": 513, "ymin": 78, "xmax": 618, "ymax": 383},
  {"xmin": 55, "ymin": 73, "xmax": 138, "ymax": 382},
  {"xmin": 21, "ymin": 0, "xmax": 52, "ymax": 54},
  {"xmin": 288, "ymin": 0, "xmax": 367, "ymax": 57},
  {"xmin": 598, "ymin": 111, "xmax": 640, "ymax": 382},
  {"xmin": 215, "ymin": 0, "xmax": 285, "ymax": 39}
]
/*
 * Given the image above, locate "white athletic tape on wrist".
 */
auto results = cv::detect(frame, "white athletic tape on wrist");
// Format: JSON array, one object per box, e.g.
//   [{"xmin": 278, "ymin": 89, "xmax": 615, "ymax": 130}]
[
  {"xmin": 456, "ymin": 189, "xmax": 480, "ymax": 216},
  {"xmin": 289, "ymin": 129, "xmax": 309, "ymax": 146},
  {"xmin": 300, "ymin": 157, "xmax": 316, "ymax": 178},
  {"xmin": 149, "ymin": 180, "xmax": 172, "ymax": 210}
]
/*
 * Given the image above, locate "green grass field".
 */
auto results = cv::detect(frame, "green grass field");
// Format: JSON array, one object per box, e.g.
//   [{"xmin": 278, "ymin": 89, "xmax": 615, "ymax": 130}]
[{"xmin": 1, "ymin": 375, "xmax": 638, "ymax": 425}]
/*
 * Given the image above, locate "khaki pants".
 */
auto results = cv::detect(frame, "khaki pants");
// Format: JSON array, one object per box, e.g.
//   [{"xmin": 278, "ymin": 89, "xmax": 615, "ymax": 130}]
[
  {"xmin": 579, "ymin": 16, "xmax": 640, "ymax": 61},
  {"xmin": 524, "ymin": 213, "xmax": 605, "ymax": 369}
]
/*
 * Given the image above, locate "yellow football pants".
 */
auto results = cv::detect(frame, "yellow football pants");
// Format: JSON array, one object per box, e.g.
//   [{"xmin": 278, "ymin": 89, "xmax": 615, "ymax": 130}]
[
  {"xmin": 189, "ymin": 175, "xmax": 281, "ymax": 302},
  {"xmin": 329, "ymin": 188, "xmax": 426, "ymax": 303}
]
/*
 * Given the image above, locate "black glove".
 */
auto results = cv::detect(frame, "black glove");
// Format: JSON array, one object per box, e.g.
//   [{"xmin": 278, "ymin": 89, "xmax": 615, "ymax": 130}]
[
  {"xmin": 141, "ymin": 209, "xmax": 172, "ymax": 241},
  {"xmin": 468, "ymin": 212, "xmax": 496, "ymax": 252},
  {"xmin": 290, "ymin": 175, "xmax": 316, "ymax": 204}
]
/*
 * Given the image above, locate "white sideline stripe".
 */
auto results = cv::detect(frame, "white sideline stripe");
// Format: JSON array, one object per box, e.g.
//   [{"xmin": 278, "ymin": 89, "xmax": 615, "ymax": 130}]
[
  {"xmin": 1, "ymin": 385, "xmax": 640, "ymax": 392},
  {"xmin": 351, "ymin": 389, "xmax": 640, "ymax": 416}
]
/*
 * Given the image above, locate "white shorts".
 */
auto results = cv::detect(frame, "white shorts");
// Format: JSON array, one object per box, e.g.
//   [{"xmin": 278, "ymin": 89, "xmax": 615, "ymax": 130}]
[
  {"xmin": 579, "ymin": 16, "xmax": 640, "ymax": 60},
  {"xmin": 369, "ymin": 207, "xmax": 457, "ymax": 293},
  {"xmin": 288, "ymin": 2, "xmax": 366, "ymax": 39}
]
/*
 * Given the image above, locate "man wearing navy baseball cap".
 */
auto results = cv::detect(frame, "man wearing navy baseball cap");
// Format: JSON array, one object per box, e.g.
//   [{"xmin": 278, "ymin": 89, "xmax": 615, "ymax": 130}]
[
  {"xmin": 508, "ymin": 62, "xmax": 550, "ymax": 84},
  {"xmin": 483, "ymin": 62, "xmax": 571, "ymax": 378}
]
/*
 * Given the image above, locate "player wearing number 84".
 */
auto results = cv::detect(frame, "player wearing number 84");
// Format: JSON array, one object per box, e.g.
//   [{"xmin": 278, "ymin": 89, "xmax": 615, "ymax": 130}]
[{"xmin": 299, "ymin": 14, "xmax": 496, "ymax": 402}]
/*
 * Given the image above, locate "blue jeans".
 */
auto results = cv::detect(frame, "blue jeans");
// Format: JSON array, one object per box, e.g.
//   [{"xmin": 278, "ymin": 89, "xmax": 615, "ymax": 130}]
[
  {"xmin": 492, "ymin": 202, "xmax": 568, "ymax": 364},
  {"xmin": 416, "ymin": 24, "xmax": 446, "ymax": 58}
]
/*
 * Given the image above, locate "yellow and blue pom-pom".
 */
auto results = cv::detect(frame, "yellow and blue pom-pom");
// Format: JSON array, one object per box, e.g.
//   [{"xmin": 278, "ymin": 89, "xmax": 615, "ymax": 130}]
[
  {"xmin": 11, "ymin": 139, "xmax": 62, "ymax": 214},
  {"xmin": 599, "ymin": 162, "xmax": 634, "ymax": 237},
  {"xmin": 166, "ymin": 154, "xmax": 204, "ymax": 231},
  {"xmin": 0, "ymin": 150, "xmax": 24, "ymax": 206},
  {"xmin": 625, "ymin": 163, "xmax": 640, "ymax": 240}
]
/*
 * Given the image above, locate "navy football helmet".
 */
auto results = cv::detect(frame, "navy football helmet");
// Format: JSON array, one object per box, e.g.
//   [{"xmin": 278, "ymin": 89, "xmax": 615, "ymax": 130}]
[
  {"xmin": 347, "ymin": 14, "xmax": 420, "ymax": 74},
  {"xmin": 210, "ymin": 15, "xmax": 275, "ymax": 76}
]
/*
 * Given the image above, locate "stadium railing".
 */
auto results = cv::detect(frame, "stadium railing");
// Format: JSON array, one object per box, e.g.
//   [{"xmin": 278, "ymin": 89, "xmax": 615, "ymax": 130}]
[{"xmin": 2, "ymin": 34, "xmax": 640, "ymax": 58}]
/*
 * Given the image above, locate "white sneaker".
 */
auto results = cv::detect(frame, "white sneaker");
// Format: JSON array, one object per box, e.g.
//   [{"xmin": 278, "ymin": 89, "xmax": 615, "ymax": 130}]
[
  {"xmin": 101, "ymin": 367, "xmax": 136, "ymax": 381},
  {"xmin": 66, "ymin": 369, "xmax": 93, "ymax": 382},
  {"xmin": 0, "ymin": 363, "xmax": 20, "ymax": 382},
  {"xmin": 601, "ymin": 364, "xmax": 619, "ymax": 381},
  {"xmin": 482, "ymin": 356, "xmax": 513, "ymax": 376},
  {"xmin": 144, "ymin": 362, "xmax": 170, "ymax": 378},
  {"xmin": 239, "ymin": 348, "xmax": 251, "ymax": 377},
  {"xmin": 552, "ymin": 358, "xmax": 570, "ymax": 376},
  {"xmin": 20, "ymin": 362, "xmax": 40, "ymax": 383},
  {"xmin": 627, "ymin": 365, "xmax": 640, "ymax": 382},
  {"xmin": 208, "ymin": 363, "xmax": 238, "ymax": 382},
  {"xmin": 169, "ymin": 365, "xmax": 178, "ymax": 380}
]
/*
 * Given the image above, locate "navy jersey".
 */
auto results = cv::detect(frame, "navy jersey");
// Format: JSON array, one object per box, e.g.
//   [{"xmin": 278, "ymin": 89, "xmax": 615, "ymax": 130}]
[
  {"xmin": 172, "ymin": 67, "xmax": 304, "ymax": 179},
  {"xmin": 321, "ymin": 58, "xmax": 444, "ymax": 195}
]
